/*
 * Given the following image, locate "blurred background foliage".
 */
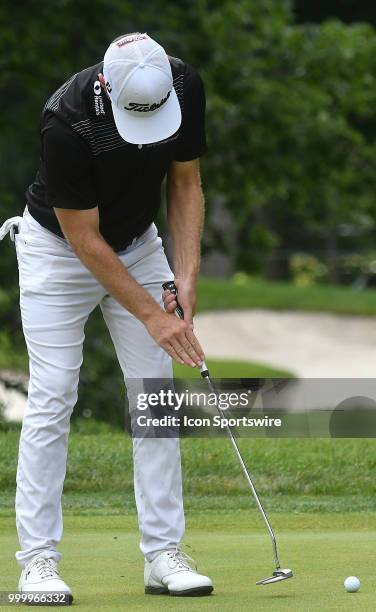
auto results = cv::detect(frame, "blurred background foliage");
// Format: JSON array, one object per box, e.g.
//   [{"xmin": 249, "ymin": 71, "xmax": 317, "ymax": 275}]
[{"xmin": 1, "ymin": 0, "xmax": 376, "ymax": 425}]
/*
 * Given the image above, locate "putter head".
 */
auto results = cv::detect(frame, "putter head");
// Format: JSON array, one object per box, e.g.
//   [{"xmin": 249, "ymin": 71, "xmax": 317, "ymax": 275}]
[{"xmin": 256, "ymin": 569, "xmax": 293, "ymax": 586}]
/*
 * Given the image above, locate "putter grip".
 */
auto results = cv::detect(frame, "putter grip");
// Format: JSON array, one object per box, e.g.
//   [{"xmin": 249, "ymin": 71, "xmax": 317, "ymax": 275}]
[
  {"xmin": 162, "ymin": 281, "xmax": 185, "ymax": 320},
  {"xmin": 162, "ymin": 281, "xmax": 210, "ymax": 379}
]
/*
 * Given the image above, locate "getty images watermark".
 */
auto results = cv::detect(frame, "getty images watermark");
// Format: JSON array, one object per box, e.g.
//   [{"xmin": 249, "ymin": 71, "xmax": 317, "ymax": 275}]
[
  {"xmin": 135, "ymin": 387, "xmax": 282, "ymax": 431},
  {"xmin": 125, "ymin": 378, "xmax": 376, "ymax": 437}
]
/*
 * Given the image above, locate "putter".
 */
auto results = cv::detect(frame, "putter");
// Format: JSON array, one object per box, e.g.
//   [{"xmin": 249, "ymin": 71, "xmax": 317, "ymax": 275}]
[{"xmin": 162, "ymin": 281, "xmax": 293, "ymax": 586}]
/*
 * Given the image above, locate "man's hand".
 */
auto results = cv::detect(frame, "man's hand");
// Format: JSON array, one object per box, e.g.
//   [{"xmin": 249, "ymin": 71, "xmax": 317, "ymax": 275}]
[
  {"xmin": 145, "ymin": 310, "xmax": 204, "ymax": 367},
  {"xmin": 162, "ymin": 277, "xmax": 196, "ymax": 329}
]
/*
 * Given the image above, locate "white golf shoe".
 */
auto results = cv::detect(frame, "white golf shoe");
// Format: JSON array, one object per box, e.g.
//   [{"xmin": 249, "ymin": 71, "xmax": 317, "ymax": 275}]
[
  {"xmin": 144, "ymin": 548, "xmax": 213, "ymax": 596},
  {"xmin": 18, "ymin": 554, "xmax": 73, "ymax": 604}
]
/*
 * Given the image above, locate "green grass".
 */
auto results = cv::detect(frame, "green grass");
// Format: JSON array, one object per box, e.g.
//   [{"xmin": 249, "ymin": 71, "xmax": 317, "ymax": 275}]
[
  {"xmin": 0, "ymin": 351, "xmax": 290, "ymax": 379},
  {"xmin": 1, "ymin": 279, "xmax": 375, "ymax": 608},
  {"xmin": 197, "ymin": 276, "xmax": 376, "ymax": 316},
  {"xmin": 173, "ymin": 358, "xmax": 291, "ymax": 378},
  {"xmin": 1, "ymin": 514, "xmax": 375, "ymax": 611},
  {"xmin": 1, "ymin": 435, "xmax": 375, "ymax": 516},
  {"xmin": 1, "ymin": 434, "xmax": 375, "ymax": 608}
]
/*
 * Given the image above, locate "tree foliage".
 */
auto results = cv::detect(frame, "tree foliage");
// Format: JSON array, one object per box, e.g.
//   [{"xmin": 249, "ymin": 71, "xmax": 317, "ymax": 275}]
[{"xmin": 294, "ymin": 0, "xmax": 376, "ymax": 26}]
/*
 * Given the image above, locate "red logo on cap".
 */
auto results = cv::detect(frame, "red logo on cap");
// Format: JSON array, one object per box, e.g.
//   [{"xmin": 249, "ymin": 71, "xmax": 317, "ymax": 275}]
[{"xmin": 117, "ymin": 34, "xmax": 147, "ymax": 48}]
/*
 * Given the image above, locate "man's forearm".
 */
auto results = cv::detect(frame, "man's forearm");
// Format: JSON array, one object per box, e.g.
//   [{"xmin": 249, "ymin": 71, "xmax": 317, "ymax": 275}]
[
  {"xmin": 72, "ymin": 234, "xmax": 161, "ymax": 323},
  {"xmin": 167, "ymin": 180, "xmax": 204, "ymax": 281},
  {"xmin": 54, "ymin": 205, "xmax": 205, "ymax": 367}
]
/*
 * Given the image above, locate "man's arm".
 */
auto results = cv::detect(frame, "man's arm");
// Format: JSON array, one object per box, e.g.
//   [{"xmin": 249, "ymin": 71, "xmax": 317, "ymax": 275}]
[
  {"xmin": 164, "ymin": 159, "xmax": 204, "ymax": 327},
  {"xmin": 54, "ymin": 206, "xmax": 204, "ymax": 367}
]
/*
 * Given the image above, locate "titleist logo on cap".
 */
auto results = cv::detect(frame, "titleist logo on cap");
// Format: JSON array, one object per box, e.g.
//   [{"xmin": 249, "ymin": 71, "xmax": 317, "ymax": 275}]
[
  {"xmin": 116, "ymin": 34, "xmax": 148, "ymax": 48},
  {"xmin": 124, "ymin": 90, "xmax": 171, "ymax": 112}
]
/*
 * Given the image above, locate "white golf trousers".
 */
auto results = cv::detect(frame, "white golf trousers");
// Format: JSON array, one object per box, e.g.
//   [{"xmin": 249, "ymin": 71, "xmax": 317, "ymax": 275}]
[{"xmin": 10, "ymin": 208, "xmax": 184, "ymax": 567}]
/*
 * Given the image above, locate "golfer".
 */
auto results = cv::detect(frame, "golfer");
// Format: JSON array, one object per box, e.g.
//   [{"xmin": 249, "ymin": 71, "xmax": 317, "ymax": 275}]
[{"xmin": 1, "ymin": 32, "xmax": 213, "ymax": 601}]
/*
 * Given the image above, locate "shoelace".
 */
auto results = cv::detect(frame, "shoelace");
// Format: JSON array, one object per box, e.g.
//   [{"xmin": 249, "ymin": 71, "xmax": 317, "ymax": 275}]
[
  {"xmin": 166, "ymin": 547, "xmax": 197, "ymax": 572},
  {"xmin": 33, "ymin": 558, "xmax": 58, "ymax": 580}
]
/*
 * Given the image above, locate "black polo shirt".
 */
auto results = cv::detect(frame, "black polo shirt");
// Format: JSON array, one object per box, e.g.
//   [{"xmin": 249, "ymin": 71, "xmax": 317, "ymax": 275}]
[{"xmin": 26, "ymin": 57, "xmax": 206, "ymax": 252}]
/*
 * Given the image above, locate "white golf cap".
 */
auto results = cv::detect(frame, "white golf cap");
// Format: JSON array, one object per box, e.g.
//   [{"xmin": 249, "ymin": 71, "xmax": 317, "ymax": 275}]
[{"xmin": 103, "ymin": 33, "xmax": 182, "ymax": 144}]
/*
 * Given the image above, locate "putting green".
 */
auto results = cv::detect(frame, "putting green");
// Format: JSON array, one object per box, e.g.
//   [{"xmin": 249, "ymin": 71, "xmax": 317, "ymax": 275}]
[{"xmin": 0, "ymin": 514, "xmax": 375, "ymax": 611}]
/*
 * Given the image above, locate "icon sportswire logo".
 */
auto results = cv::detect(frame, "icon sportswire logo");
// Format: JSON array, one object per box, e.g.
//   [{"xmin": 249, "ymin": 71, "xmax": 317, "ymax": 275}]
[{"xmin": 124, "ymin": 90, "xmax": 171, "ymax": 112}]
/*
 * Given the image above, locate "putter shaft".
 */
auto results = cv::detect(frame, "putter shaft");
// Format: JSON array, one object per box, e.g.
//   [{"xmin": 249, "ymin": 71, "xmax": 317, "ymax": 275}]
[
  {"xmin": 201, "ymin": 362, "xmax": 281, "ymax": 571},
  {"xmin": 162, "ymin": 280, "xmax": 282, "ymax": 572}
]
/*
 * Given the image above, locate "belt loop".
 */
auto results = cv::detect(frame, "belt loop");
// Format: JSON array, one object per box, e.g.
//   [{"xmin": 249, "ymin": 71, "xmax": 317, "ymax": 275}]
[{"xmin": 10, "ymin": 225, "xmax": 19, "ymax": 241}]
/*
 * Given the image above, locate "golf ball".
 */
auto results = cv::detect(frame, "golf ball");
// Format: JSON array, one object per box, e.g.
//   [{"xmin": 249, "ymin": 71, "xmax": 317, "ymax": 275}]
[{"xmin": 344, "ymin": 576, "xmax": 360, "ymax": 593}]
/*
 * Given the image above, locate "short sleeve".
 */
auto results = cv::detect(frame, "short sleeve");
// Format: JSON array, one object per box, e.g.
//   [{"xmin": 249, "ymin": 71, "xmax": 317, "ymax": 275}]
[
  {"xmin": 174, "ymin": 65, "xmax": 207, "ymax": 162},
  {"xmin": 43, "ymin": 115, "xmax": 97, "ymax": 210}
]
